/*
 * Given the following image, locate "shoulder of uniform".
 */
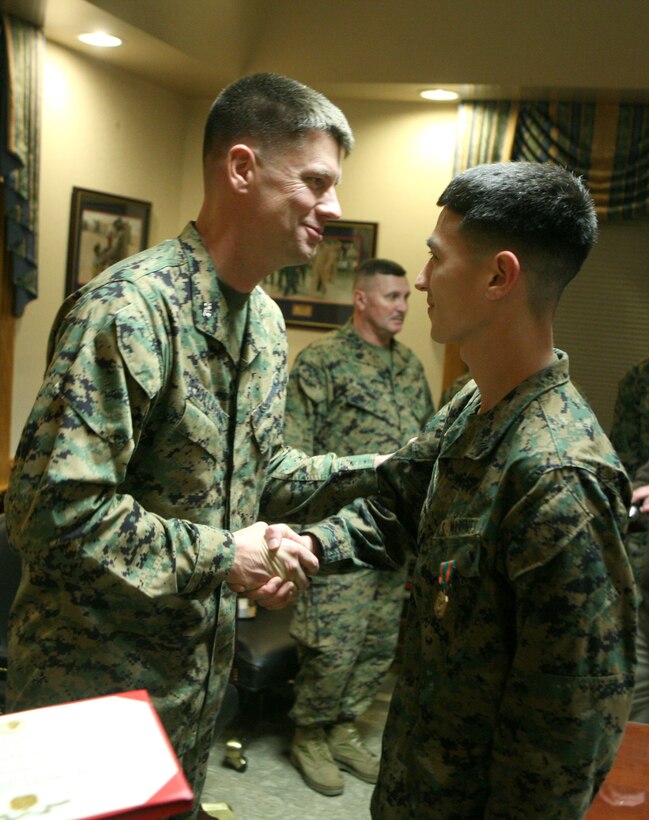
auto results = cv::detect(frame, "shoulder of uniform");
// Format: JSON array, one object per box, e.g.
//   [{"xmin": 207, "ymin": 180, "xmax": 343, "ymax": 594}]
[
  {"xmin": 248, "ymin": 289, "xmax": 288, "ymax": 348},
  {"xmin": 295, "ymin": 329, "xmax": 343, "ymax": 360},
  {"xmin": 96, "ymin": 237, "xmax": 183, "ymax": 285},
  {"xmin": 620, "ymin": 357, "xmax": 649, "ymax": 386},
  {"xmin": 393, "ymin": 338, "xmax": 425, "ymax": 366},
  {"xmin": 51, "ymin": 278, "xmax": 170, "ymax": 399}
]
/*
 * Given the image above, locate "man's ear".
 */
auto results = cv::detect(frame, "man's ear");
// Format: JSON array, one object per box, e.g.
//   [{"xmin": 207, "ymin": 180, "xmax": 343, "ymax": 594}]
[
  {"xmin": 227, "ymin": 144, "xmax": 257, "ymax": 192},
  {"xmin": 353, "ymin": 288, "xmax": 366, "ymax": 311},
  {"xmin": 485, "ymin": 250, "xmax": 520, "ymax": 301}
]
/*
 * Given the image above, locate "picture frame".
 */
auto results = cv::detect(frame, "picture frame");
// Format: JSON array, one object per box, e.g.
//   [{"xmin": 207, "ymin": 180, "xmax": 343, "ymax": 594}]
[
  {"xmin": 65, "ymin": 187, "xmax": 152, "ymax": 295},
  {"xmin": 264, "ymin": 220, "xmax": 378, "ymax": 329}
]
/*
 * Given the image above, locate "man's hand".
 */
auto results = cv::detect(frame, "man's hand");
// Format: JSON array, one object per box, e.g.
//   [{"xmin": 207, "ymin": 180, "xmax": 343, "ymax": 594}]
[
  {"xmin": 245, "ymin": 576, "xmax": 299, "ymax": 609},
  {"xmin": 632, "ymin": 484, "xmax": 649, "ymax": 513},
  {"xmin": 227, "ymin": 521, "xmax": 319, "ymax": 594},
  {"xmin": 241, "ymin": 533, "xmax": 322, "ymax": 608}
]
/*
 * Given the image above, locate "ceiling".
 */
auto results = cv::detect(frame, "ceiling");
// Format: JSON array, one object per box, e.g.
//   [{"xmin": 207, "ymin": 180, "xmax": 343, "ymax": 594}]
[{"xmin": 2, "ymin": 0, "xmax": 649, "ymax": 103}]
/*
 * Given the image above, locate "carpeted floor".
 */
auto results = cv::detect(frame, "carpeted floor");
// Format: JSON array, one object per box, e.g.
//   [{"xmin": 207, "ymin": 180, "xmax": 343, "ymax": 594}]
[{"xmin": 200, "ymin": 670, "xmax": 396, "ymax": 820}]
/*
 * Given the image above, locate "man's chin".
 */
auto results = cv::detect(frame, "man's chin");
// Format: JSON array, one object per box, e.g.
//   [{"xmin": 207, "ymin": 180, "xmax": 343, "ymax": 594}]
[
  {"xmin": 428, "ymin": 325, "xmax": 447, "ymax": 344},
  {"xmin": 287, "ymin": 245, "xmax": 317, "ymax": 266},
  {"xmin": 430, "ymin": 330, "xmax": 460, "ymax": 348}
]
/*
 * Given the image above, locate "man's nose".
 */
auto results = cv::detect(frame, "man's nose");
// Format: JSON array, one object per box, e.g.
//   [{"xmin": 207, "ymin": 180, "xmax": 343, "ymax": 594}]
[
  {"xmin": 415, "ymin": 267, "xmax": 428, "ymax": 291},
  {"xmin": 317, "ymin": 187, "xmax": 342, "ymax": 220}
]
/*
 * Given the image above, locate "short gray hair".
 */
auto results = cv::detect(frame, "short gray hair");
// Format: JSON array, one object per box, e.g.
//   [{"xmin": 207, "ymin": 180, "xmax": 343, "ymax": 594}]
[
  {"xmin": 203, "ymin": 72, "xmax": 354, "ymax": 159},
  {"xmin": 354, "ymin": 258, "xmax": 407, "ymax": 288}
]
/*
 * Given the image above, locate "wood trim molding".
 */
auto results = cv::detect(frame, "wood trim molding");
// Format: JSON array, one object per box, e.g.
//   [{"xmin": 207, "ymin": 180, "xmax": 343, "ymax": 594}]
[{"xmin": 442, "ymin": 343, "xmax": 467, "ymax": 391}]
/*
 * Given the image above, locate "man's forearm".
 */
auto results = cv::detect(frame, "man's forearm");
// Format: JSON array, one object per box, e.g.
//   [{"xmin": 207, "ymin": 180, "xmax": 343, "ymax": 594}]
[{"xmin": 261, "ymin": 447, "xmax": 379, "ymax": 525}]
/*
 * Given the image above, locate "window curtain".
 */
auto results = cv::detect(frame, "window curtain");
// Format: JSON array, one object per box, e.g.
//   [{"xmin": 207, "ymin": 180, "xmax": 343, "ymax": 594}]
[
  {"xmin": 455, "ymin": 100, "xmax": 649, "ymax": 221},
  {"xmin": 513, "ymin": 101, "xmax": 649, "ymax": 221},
  {"xmin": 0, "ymin": 13, "xmax": 43, "ymax": 317},
  {"xmin": 453, "ymin": 101, "xmax": 519, "ymax": 173}
]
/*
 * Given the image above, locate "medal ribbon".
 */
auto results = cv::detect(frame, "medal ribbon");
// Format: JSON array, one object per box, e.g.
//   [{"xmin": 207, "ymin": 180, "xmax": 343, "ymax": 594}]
[{"xmin": 438, "ymin": 559, "xmax": 456, "ymax": 592}]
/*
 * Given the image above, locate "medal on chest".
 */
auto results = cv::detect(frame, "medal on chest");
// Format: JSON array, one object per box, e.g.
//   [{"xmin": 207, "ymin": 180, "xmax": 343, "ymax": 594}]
[
  {"xmin": 434, "ymin": 588, "xmax": 449, "ymax": 618},
  {"xmin": 435, "ymin": 559, "xmax": 456, "ymax": 619}
]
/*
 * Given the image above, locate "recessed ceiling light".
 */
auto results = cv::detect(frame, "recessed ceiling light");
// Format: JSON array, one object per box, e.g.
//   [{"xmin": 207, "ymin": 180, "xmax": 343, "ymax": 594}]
[
  {"xmin": 78, "ymin": 32, "xmax": 122, "ymax": 48},
  {"xmin": 420, "ymin": 88, "xmax": 459, "ymax": 102}
]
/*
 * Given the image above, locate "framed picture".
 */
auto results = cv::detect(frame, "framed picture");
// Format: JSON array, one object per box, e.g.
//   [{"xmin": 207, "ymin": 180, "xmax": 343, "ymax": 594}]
[
  {"xmin": 65, "ymin": 187, "xmax": 152, "ymax": 295},
  {"xmin": 264, "ymin": 220, "xmax": 378, "ymax": 329}
]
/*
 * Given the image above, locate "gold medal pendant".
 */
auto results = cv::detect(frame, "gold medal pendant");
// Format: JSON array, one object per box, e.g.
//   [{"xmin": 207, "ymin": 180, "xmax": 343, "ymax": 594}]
[{"xmin": 434, "ymin": 589, "xmax": 449, "ymax": 619}]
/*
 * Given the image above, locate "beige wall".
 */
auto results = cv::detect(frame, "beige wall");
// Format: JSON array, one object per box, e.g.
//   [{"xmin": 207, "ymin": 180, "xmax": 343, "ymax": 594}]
[
  {"xmin": 11, "ymin": 42, "xmax": 188, "ymax": 451},
  {"xmin": 11, "ymin": 49, "xmax": 457, "ymax": 450}
]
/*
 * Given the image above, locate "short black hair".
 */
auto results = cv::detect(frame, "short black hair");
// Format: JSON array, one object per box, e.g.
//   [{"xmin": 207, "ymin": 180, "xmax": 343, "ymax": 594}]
[
  {"xmin": 438, "ymin": 161, "xmax": 598, "ymax": 311},
  {"xmin": 203, "ymin": 72, "xmax": 354, "ymax": 160}
]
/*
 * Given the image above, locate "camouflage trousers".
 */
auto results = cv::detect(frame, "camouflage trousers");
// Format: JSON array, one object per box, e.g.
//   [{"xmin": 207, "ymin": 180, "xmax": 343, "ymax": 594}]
[
  {"xmin": 289, "ymin": 565, "xmax": 407, "ymax": 726},
  {"xmin": 630, "ymin": 620, "xmax": 649, "ymax": 723},
  {"xmin": 627, "ymin": 531, "xmax": 649, "ymax": 724}
]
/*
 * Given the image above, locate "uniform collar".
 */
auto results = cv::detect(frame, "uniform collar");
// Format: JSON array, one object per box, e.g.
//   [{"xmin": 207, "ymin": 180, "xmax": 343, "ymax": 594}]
[
  {"xmin": 440, "ymin": 351, "xmax": 571, "ymax": 460},
  {"xmin": 179, "ymin": 222, "xmax": 270, "ymax": 366},
  {"xmin": 340, "ymin": 319, "xmax": 409, "ymax": 372}
]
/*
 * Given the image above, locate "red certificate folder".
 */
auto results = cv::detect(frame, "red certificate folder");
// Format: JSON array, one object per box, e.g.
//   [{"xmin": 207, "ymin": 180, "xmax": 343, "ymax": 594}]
[{"xmin": 0, "ymin": 689, "xmax": 194, "ymax": 819}]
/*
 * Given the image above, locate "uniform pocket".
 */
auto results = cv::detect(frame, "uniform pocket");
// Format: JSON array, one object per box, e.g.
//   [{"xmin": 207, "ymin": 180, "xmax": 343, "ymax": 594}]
[
  {"xmin": 178, "ymin": 397, "xmax": 225, "ymax": 462},
  {"xmin": 430, "ymin": 517, "xmax": 482, "ymax": 577},
  {"xmin": 144, "ymin": 381, "xmax": 227, "ymax": 498},
  {"xmin": 250, "ymin": 397, "xmax": 282, "ymax": 457},
  {"xmin": 415, "ymin": 519, "xmax": 484, "ymax": 638}
]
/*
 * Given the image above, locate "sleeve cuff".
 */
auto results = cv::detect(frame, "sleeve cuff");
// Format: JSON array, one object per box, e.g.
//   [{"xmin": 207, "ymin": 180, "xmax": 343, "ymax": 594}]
[{"xmin": 178, "ymin": 524, "xmax": 237, "ymax": 595}]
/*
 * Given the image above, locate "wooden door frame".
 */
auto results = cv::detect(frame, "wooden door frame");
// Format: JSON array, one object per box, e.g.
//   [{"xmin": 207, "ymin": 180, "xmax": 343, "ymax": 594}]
[
  {"xmin": 442, "ymin": 343, "xmax": 467, "ymax": 392},
  {"xmin": 0, "ymin": 182, "xmax": 15, "ymax": 494}
]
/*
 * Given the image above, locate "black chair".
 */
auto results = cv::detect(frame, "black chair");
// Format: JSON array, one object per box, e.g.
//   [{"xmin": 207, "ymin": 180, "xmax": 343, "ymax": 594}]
[
  {"xmin": 216, "ymin": 603, "xmax": 299, "ymax": 772},
  {"xmin": 234, "ymin": 603, "xmax": 299, "ymax": 704},
  {"xmin": 0, "ymin": 512, "xmax": 21, "ymax": 713}
]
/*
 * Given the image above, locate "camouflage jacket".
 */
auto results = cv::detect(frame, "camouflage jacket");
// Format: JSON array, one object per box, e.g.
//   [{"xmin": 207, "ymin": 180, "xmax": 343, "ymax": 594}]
[
  {"xmin": 610, "ymin": 357, "xmax": 649, "ymax": 477},
  {"xmin": 439, "ymin": 370, "xmax": 473, "ymax": 408},
  {"xmin": 284, "ymin": 319, "xmax": 434, "ymax": 457},
  {"xmin": 5, "ymin": 223, "xmax": 377, "ymax": 780},
  {"xmin": 628, "ymin": 459, "xmax": 649, "ymax": 623},
  {"xmin": 307, "ymin": 352, "xmax": 637, "ymax": 818}
]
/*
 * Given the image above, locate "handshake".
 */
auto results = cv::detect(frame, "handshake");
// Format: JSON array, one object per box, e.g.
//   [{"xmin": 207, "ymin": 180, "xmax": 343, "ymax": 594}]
[{"xmin": 227, "ymin": 522, "xmax": 320, "ymax": 609}]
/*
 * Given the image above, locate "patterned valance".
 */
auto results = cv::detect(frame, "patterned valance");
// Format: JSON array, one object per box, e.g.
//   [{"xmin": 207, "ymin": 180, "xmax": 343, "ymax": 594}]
[
  {"xmin": 453, "ymin": 101, "xmax": 518, "ymax": 173},
  {"xmin": 455, "ymin": 100, "xmax": 649, "ymax": 221}
]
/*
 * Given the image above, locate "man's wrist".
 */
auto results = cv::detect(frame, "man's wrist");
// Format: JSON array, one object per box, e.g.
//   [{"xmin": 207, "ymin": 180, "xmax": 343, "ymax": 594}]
[{"xmin": 301, "ymin": 533, "xmax": 322, "ymax": 559}]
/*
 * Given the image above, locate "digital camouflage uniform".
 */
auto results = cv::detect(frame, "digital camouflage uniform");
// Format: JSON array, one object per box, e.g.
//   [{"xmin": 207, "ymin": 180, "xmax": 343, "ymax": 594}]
[
  {"xmin": 610, "ymin": 356, "xmax": 649, "ymax": 478},
  {"xmin": 303, "ymin": 352, "xmax": 637, "ymax": 819},
  {"xmin": 628, "ymin": 458, "xmax": 649, "ymax": 724},
  {"xmin": 438, "ymin": 370, "xmax": 472, "ymax": 408},
  {"xmin": 284, "ymin": 320, "xmax": 434, "ymax": 727},
  {"xmin": 5, "ymin": 223, "xmax": 378, "ymax": 811}
]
